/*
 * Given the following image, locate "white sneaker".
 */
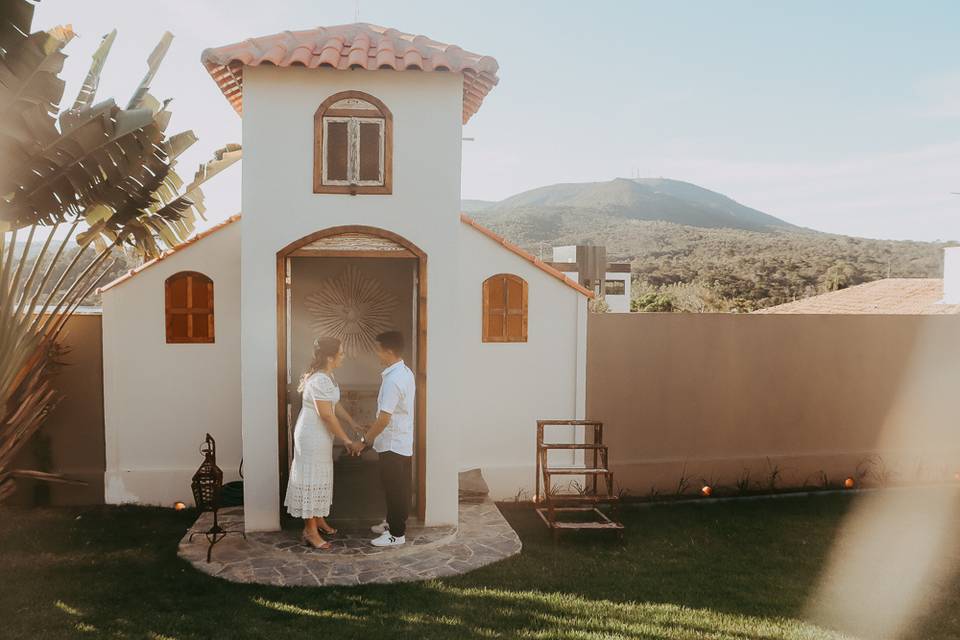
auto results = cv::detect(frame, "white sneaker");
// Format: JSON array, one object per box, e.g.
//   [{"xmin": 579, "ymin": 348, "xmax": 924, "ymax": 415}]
[
  {"xmin": 370, "ymin": 532, "xmax": 405, "ymax": 547},
  {"xmin": 370, "ymin": 521, "xmax": 389, "ymax": 534}
]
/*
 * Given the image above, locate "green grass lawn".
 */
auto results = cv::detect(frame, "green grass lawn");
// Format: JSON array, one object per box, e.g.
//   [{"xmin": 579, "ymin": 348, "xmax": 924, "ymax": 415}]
[{"xmin": 2, "ymin": 494, "xmax": 959, "ymax": 639}]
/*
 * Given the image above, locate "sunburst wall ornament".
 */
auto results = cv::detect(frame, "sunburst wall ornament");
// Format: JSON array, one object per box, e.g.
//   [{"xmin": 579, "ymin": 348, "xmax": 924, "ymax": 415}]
[{"xmin": 305, "ymin": 266, "xmax": 399, "ymax": 356}]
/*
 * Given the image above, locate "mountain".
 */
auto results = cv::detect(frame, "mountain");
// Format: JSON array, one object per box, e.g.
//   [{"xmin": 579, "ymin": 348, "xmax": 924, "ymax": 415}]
[
  {"xmin": 471, "ymin": 178, "xmax": 797, "ymax": 233},
  {"xmin": 461, "ymin": 199, "xmax": 497, "ymax": 213},
  {"xmin": 462, "ymin": 178, "xmax": 950, "ymax": 312}
]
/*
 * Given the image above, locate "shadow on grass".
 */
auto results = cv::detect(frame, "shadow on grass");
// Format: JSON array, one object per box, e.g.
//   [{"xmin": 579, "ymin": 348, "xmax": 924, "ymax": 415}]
[
  {"xmin": 2, "ymin": 495, "xmax": 955, "ymax": 639},
  {"xmin": 24, "ymin": 578, "xmax": 853, "ymax": 640}
]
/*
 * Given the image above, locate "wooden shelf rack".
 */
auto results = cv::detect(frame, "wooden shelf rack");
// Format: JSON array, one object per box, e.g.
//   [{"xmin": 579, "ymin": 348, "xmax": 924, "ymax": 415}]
[{"xmin": 535, "ymin": 419, "xmax": 624, "ymax": 541}]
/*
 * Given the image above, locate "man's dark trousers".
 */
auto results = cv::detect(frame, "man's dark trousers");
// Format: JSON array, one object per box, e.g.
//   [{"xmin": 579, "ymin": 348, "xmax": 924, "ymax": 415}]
[{"xmin": 379, "ymin": 451, "xmax": 411, "ymax": 537}]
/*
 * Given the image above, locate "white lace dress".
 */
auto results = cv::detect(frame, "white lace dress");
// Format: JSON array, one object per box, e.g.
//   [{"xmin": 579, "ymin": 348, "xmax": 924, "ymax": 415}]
[{"xmin": 284, "ymin": 372, "xmax": 339, "ymax": 518}]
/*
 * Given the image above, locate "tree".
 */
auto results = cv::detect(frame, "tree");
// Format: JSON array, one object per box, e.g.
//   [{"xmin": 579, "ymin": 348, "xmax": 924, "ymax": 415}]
[
  {"xmin": 0, "ymin": 0, "xmax": 240, "ymax": 501},
  {"xmin": 821, "ymin": 260, "xmax": 859, "ymax": 292},
  {"xmin": 589, "ymin": 298, "xmax": 610, "ymax": 313},
  {"xmin": 632, "ymin": 292, "xmax": 675, "ymax": 312}
]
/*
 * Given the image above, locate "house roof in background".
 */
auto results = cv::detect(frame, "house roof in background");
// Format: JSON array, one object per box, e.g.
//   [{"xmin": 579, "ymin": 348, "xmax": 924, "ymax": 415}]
[
  {"xmin": 97, "ymin": 214, "xmax": 241, "ymax": 294},
  {"xmin": 460, "ymin": 214, "xmax": 594, "ymax": 298},
  {"xmin": 201, "ymin": 23, "xmax": 500, "ymax": 123},
  {"xmin": 546, "ymin": 261, "xmax": 632, "ymax": 274},
  {"xmin": 753, "ymin": 278, "xmax": 960, "ymax": 315}
]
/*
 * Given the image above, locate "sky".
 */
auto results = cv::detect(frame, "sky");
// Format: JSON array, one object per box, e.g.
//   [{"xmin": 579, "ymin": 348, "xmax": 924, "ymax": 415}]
[{"xmin": 33, "ymin": 0, "xmax": 960, "ymax": 241}]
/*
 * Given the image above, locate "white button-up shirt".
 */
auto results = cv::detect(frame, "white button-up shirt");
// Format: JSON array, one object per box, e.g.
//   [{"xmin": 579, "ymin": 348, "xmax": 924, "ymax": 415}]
[{"xmin": 373, "ymin": 359, "xmax": 416, "ymax": 456}]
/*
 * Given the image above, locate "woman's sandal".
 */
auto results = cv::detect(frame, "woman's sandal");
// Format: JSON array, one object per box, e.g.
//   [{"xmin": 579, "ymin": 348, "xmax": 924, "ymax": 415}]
[
  {"xmin": 318, "ymin": 525, "xmax": 337, "ymax": 536},
  {"xmin": 302, "ymin": 533, "xmax": 332, "ymax": 550}
]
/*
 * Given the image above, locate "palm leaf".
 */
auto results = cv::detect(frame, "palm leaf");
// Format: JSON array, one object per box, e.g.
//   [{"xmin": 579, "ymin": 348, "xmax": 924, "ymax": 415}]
[
  {"xmin": 0, "ymin": 12, "xmax": 235, "ymax": 504},
  {"xmin": 127, "ymin": 31, "xmax": 172, "ymax": 110},
  {"xmin": 79, "ymin": 142, "xmax": 240, "ymax": 258},
  {"xmin": 154, "ymin": 143, "xmax": 242, "ymax": 222},
  {"xmin": 0, "ymin": 24, "xmax": 75, "ymax": 199},
  {"xmin": 1, "ymin": 99, "xmax": 160, "ymax": 229},
  {"xmin": 0, "ymin": 0, "xmax": 36, "ymax": 55},
  {"xmin": 71, "ymin": 29, "xmax": 116, "ymax": 110}
]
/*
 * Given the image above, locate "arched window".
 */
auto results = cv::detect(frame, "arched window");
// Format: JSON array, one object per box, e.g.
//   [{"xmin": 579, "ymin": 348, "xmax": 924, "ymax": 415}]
[
  {"xmin": 165, "ymin": 271, "xmax": 214, "ymax": 344},
  {"xmin": 314, "ymin": 90, "xmax": 393, "ymax": 195},
  {"xmin": 482, "ymin": 274, "xmax": 528, "ymax": 343}
]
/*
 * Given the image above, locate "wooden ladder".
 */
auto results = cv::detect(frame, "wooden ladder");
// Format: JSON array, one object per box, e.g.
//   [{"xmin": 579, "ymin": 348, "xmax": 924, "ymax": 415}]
[{"xmin": 535, "ymin": 420, "xmax": 624, "ymax": 541}]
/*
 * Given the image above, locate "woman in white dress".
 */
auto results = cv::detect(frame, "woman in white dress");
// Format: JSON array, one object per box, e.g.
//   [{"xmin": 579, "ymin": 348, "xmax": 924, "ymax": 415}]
[{"xmin": 284, "ymin": 337, "xmax": 364, "ymax": 549}]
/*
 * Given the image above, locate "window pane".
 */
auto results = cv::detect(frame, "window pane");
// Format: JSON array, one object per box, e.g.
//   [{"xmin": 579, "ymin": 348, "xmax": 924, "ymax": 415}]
[
  {"xmin": 604, "ymin": 280, "xmax": 625, "ymax": 296},
  {"xmin": 505, "ymin": 314, "xmax": 522, "ymax": 338},
  {"xmin": 325, "ymin": 120, "xmax": 349, "ymax": 182},
  {"xmin": 358, "ymin": 121, "xmax": 382, "ymax": 183},
  {"xmin": 169, "ymin": 276, "xmax": 188, "ymax": 308}
]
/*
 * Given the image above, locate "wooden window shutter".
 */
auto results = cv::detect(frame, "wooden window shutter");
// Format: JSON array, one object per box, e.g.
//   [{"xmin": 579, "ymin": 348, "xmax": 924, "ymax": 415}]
[
  {"xmin": 357, "ymin": 120, "xmax": 382, "ymax": 182},
  {"xmin": 314, "ymin": 91, "xmax": 393, "ymax": 195},
  {"xmin": 165, "ymin": 271, "xmax": 215, "ymax": 344},
  {"xmin": 482, "ymin": 274, "xmax": 528, "ymax": 343},
  {"xmin": 325, "ymin": 120, "xmax": 349, "ymax": 182}
]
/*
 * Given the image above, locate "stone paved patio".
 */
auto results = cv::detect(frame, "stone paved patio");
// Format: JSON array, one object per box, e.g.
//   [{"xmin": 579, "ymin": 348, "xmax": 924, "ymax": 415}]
[{"xmin": 177, "ymin": 499, "xmax": 521, "ymax": 586}]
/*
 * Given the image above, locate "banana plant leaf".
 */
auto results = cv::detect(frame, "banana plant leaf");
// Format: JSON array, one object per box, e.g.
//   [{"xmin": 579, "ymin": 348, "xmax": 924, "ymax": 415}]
[
  {"xmin": 0, "ymin": 24, "xmax": 74, "ymax": 199},
  {"xmin": 0, "ymin": 0, "xmax": 36, "ymax": 53},
  {"xmin": 127, "ymin": 31, "xmax": 172, "ymax": 110},
  {"xmin": 0, "ymin": 10, "xmax": 238, "ymax": 503},
  {"xmin": 71, "ymin": 29, "xmax": 116, "ymax": 111}
]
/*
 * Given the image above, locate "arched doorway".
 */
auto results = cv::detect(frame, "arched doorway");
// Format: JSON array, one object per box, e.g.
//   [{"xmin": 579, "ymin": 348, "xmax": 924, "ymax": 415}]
[{"xmin": 276, "ymin": 226, "xmax": 427, "ymax": 523}]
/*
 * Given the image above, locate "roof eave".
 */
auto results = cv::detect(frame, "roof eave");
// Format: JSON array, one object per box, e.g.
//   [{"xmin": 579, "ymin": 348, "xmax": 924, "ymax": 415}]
[
  {"xmin": 97, "ymin": 214, "xmax": 241, "ymax": 294},
  {"xmin": 460, "ymin": 213, "xmax": 595, "ymax": 299}
]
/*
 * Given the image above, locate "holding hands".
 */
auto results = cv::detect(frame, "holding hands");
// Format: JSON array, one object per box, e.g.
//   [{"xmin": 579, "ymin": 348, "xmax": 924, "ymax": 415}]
[
  {"xmin": 345, "ymin": 423, "xmax": 370, "ymax": 456},
  {"xmin": 346, "ymin": 440, "xmax": 366, "ymax": 456}
]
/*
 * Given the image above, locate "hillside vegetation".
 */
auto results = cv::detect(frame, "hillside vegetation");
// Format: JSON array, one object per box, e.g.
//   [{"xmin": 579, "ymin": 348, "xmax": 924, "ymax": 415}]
[{"xmin": 467, "ymin": 179, "xmax": 951, "ymax": 312}]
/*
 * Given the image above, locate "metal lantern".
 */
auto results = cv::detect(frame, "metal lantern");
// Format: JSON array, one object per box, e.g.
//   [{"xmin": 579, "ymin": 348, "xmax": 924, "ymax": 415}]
[
  {"xmin": 187, "ymin": 433, "xmax": 244, "ymax": 561},
  {"xmin": 191, "ymin": 433, "xmax": 223, "ymax": 510}
]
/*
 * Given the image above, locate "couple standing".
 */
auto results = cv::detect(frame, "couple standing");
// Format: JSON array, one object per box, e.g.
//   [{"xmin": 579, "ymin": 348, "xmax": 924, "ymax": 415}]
[{"xmin": 284, "ymin": 330, "xmax": 414, "ymax": 550}]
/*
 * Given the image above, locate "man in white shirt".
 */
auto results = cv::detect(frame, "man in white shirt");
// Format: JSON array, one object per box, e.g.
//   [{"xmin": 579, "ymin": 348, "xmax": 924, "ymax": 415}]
[{"xmin": 360, "ymin": 330, "xmax": 416, "ymax": 547}]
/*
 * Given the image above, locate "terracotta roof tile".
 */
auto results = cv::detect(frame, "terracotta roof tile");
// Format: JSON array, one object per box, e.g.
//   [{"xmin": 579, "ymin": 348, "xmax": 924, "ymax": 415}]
[
  {"xmin": 460, "ymin": 214, "xmax": 594, "ymax": 298},
  {"xmin": 753, "ymin": 278, "xmax": 960, "ymax": 315},
  {"xmin": 97, "ymin": 214, "xmax": 241, "ymax": 294},
  {"xmin": 201, "ymin": 23, "xmax": 500, "ymax": 124}
]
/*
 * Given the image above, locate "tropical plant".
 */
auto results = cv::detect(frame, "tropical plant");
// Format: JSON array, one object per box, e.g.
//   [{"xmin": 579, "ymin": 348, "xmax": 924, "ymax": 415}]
[
  {"xmin": 588, "ymin": 298, "xmax": 610, "ymax": 313},
  {"xmin": 632, "ymin": 291, "xmax": 675, "ymax": 312},
  {"xmin": 0, "ymin": 1, "xmax": 240, "ymax": 501}
]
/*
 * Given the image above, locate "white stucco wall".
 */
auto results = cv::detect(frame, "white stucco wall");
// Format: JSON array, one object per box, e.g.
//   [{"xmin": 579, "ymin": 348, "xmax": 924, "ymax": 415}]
[
  {"xmin": 241, "ymin": 67, "xmax": 464, "ymax": 531},
  {"xmin": 604, "ymin": 272, "xmax": 631, "ymax": 313},
  {"xmin": 101, "ymin": 220, "xmax": 242, "ymax": 506},
  {"xmin": 552, "ymin": 246, "xmax": 577, "ymax": 263},
  {"xmin": 458, "ymin": 225, "xmax": 588, "ymax": 500}
]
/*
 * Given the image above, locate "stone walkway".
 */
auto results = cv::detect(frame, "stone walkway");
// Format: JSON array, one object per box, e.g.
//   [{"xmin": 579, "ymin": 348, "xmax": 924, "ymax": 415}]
[{"xmin": 177, "ymin": 499, "xmax": 521, "ymax": 586}]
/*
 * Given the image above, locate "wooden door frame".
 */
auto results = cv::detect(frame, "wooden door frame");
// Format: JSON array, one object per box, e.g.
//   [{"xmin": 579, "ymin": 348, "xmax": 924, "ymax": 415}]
[{"xmin": 276, "ymin": 225, "xmax": 428, "ymax": 522}]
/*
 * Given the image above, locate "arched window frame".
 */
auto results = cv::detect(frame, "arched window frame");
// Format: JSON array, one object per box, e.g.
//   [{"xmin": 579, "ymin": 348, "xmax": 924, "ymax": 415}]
[
  {"xmin": 313, "ymin": 90, "xmax": 393, "ymax": 195},
  {"xmin": 165, "ymin": 271, "xmax": 215, "ymax": 344},
  {"xmin": 482, "ymin": 273, "xmax": 528, "ymax": 343}
]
